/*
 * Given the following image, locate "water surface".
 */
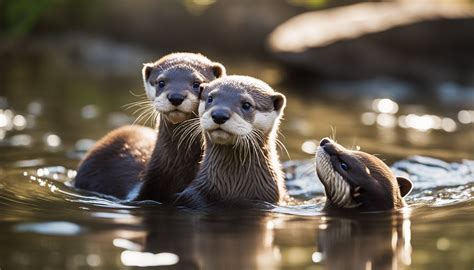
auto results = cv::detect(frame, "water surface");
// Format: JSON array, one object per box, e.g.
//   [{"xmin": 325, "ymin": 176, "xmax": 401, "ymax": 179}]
[{"xmin": 0, "ymin": 49, "xmax": 473, "ymax": 269}]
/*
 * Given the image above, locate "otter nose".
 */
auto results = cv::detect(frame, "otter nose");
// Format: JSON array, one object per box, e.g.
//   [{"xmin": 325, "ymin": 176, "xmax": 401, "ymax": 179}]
[
  {"xmin": 320, "ymin": 138, "xmax": 331, "ymax": 146},
  {"xmin": 211, "ymin": 109, "xmax": 230, "ymax": 125},
  {"xmin": 168, "ymin": 93, "xmax": 185, "ymax": 106}
]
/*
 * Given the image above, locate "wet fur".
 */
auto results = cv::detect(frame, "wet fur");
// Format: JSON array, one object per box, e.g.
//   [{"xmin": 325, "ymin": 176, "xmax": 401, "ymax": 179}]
[
  {"xmin": 74, "ymin": 126, "xmax": 156, "ymax": 199},
  {"xmin": 136, "ymin": 53, "xmax": 225, "ymax": 202},
  {"xmin": 135, "ymin": 116, "xmax": 203, "ymax": 202},
  {"xmin": 316, "ymin": 138, "xmax": 413, "ymax": 212},
  {"xmin": 75, "ymin": 53, "xmax": 225, "ymax": 201},
  {"xmin": 175, "ymin": 76, "xmax": 287, "ymax": 208}
]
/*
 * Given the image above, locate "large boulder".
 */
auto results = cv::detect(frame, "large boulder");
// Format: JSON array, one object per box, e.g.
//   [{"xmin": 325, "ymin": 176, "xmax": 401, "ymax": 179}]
[{"xmin": 267, "ymin": 0, "xmax": 474, "ymax": 83}]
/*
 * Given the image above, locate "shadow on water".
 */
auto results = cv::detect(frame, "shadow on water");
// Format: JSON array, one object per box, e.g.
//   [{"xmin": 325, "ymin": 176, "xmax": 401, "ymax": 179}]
[{"xmin": 0, "ymin": 48, "xmax": 473, "ymax": 269}]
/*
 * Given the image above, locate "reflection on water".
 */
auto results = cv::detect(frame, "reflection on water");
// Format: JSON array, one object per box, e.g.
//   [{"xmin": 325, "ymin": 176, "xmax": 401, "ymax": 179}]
[
  {"xmin": 317, "ymin": 213, "xmax": 412, "ymax": 269},
  {"xmin": 0, "ymin": 53, "xmax": 473, "ymax": 269},
  {"xmin": 361, "ymin": 97, "xmax": 461, "ymax": 133}
]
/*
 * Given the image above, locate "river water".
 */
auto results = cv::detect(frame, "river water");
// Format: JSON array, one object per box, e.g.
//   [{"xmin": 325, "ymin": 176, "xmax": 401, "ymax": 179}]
[{"xmin": 0, "ymin": 51, "xmax": 473, "ymax": 269}]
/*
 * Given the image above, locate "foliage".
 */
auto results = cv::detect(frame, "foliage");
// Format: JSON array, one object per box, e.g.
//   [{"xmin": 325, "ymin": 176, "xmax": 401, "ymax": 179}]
[
  {"xmin": 0, "ymin": 0, "xmax": 62, "ymax": 37},
  {"xmin": 287, "ymin": 0, "xmax": 328, "ymax": 9}
]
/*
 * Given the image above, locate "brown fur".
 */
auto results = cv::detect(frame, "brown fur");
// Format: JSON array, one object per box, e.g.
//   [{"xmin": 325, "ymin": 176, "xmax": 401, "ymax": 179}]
[
  {"xmin": 74, "ymin": 126, "xmax": 155, "ymax": 199},
  {"xmin": 175, "ymin": 76, "xmax": 288, "ymax": 208},
  {"xmin": 136, "ymin": 53, "xmax": 225, "ymax": 202},
  {"xmin": 75, "ymin": 53, "xmax": 226, "ymax": 201},
  {"xmin": 316, "ymin": 138, "xmax": 413, "ymax": 212},
  {"xmin": 143, "ymin": 53, "xmax": 225, "ymax": 85}
]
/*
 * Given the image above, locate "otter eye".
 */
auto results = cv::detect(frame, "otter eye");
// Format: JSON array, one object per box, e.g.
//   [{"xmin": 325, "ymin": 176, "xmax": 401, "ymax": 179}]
[
  {"xmin": 192, "ymin": 81, "xmax": 200, "ymax": 89},
  {"xmin": 158, "ymin": 80, "xmax": 165, "ymax": 88},
  {"xmin": 340, "ymin": 162, "xmax": 349, "ymax": 171},
  {"xmin": 207, "ymin": 96, "xmax": 213, "ymax": 104},
  {"xmin": 242, "ymin": 102, "xmax": 252, "ymax": 111}
]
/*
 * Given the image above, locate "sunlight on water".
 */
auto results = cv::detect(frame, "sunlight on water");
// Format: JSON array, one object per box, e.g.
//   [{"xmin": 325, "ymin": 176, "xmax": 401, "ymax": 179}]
[
  {"xmin": 458, "ymin": 110, "xmax": 474, "ymax": 124},
  {"xmin": 373, "ymin": 98, "xmax": 399, "ymax": 114},
  {"xmin": 120, "ymin": 251, "xmax": 179, "ymax": 267},
  {"xmin": 360, "ymin": 98, "xmax": 467, "ymax": 133},
  {"xmin": 44, "ymin": 133, "xmax": 62, "ymax": 149},
  {"xmin": 113, "ymin": 238, "xmax": 142, "ymax": 251},
  {"xmin": 0, "ymin": 57, "xmax": 473, "ymax": 269},
  {"xmin": 14, "ymin": 222, "xmax": 82, "ymax": 236}
]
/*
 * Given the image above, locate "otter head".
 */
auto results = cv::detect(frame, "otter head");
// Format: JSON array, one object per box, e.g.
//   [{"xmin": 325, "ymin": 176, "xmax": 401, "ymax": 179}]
[
  {"xmin": 142, "ymin": 53, "xmax": 226, "ymax": 125},
  {"xmin": 198, "ymin": 75, "xmax": 286, "ymax": 145},
  {"xmin": 316, "ymin": 138, "xmax": 413, "ymax": 211}
]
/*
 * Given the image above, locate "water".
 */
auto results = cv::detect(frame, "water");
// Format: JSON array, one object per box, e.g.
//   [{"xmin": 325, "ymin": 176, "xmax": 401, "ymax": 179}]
[{"xmin": 1, "ymin": 50, "xmax": 473, "ymax": 269}]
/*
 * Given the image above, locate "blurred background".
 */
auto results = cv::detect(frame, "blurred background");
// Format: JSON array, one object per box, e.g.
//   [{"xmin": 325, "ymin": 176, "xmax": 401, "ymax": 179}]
[
  {"xmin": 1, "ymin": 1, "xmax": 474, "ymax": 270},
  {"xmin": 1, "ymin": 0, "xmax": 473, "ymax": 165}
]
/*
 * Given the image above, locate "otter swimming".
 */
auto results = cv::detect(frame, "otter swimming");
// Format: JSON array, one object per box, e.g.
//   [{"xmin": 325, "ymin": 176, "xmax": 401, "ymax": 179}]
[
  {"xmin": 74, "ymin": 53, "xmax": 226, "ymax": 201},
  {"xmin": 316, "ymin": 138, "xmax": 413, "ymax": 212},
  {"xmin": 175, "ymin": 75, "xmax": 288, "ymax": 208}
]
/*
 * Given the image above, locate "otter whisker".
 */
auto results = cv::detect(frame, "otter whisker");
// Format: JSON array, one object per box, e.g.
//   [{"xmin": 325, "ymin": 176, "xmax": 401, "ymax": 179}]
[
  {"xmin": 132, "ymin": 107, "xmax": 155, "ymax": 126},
  {"xmin": 122, "ymin": 100, "xmax": 153, "ymax": 110},
  {"xmin": 248, "ymin": 131, "xmax": 265, "ymax": 169},
  {"xmin": 275, "ymin": 137, "xmax": 291, "ymax": 160},
  {"xmin": 182, "ymin": 123, "xmax": 201, "ymax": 152},
  {"xmin": 234, "ymin": 135, "xmax": 245, "ymax": 166},
  {"xmin": 143, "ymin": 109, "xmax": 160, "ymax": 127},
  {"xmin": 128, "ymin": 90, "xmax": 148, "ymax": 98},
  {"xmin": 175, "ymin": 119, "xmax": 201, "ymax": 152},
  {"xmin": 330, "ymin": 126, "xmax": 337, "ymax": 142},
  {"xmin": 129, "ymin": 103, "xmax": 155, "ymax": 116}
]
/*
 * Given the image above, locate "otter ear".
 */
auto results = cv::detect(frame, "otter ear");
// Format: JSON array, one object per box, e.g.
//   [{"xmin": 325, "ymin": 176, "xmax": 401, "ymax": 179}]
[
  {"xmin": 212, "ymin": 62, "xmax": 226, "ymax": 78},
  {"xmin": 272, "ymin": 93, "xmax": 286, "ymax": 112},
  {"xmin": 199, "ymin": 83, "xmax": 209, "ymax": 99},
  {"xmin": 397, "ymin": 176, "xmax": 413, "ymax": 197},
  {"xmin": 142, "ymin": 63, "xmax": 154, "ymax": 81}
]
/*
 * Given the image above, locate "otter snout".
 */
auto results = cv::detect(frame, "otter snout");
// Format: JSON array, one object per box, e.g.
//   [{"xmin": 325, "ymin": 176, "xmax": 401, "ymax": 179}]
[
  {"xmin": 320, "ymin": 138, "xmax": 331, "ymax": 146},
  {"xmin": 211, "ymin": 109, "xmax": 230, "ymax": 124},
  {"xmin": 167, "ymin": 93, "xmax": 186, "ymax": 106},
  {"xmin": 319, "ymin": 138, "xmax": 344, "ymax": 156}
]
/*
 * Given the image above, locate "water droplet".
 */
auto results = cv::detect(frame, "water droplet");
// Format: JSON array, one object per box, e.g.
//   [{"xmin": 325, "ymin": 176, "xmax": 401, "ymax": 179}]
[
  {"xmin": 86, "ymin": 254, "xmax": 102, "ymax": 267},
  {"xmin": 81, "ymin": 105, "xmax": 99, "ymax": 119},
  {"xmin": 0, "ymin": 113, "xmax": 9, "ymax": 128},
  {"xmin": 27, "ymin": 102, "xmax": 43, "ymax": 116},
  {"xmin": 360, "ymin": 112, "xmax": 376, "ymax": 126},
  {"xmin": 301, "ymin": 140, "xmax": 318, "ymax": 154},
  {"xmin": 14, "ymin": 221, "xmax": 82, "ymax": 236},
  {"xmin": 44, "ymin": 133, "xmax": 62, "ymax": 148},
  {"xmin": 113, "ymin": 238, "xmax": 142, "ymax": 251},
  {"xmin": 458, "ymin": 110, "xmax": 473, "ymax": 124},
  {"xmin": 312, "ymin": 251, "xmax": 323, "ymax": 263},
  {"xmin": 441, "ymin": 118, "xmax": 456, "ymax": 132},
  {"xmin": 13, "ymin": 115, "xmax": 27, "ymax": 130},
  {"xmin": 376, "ymin": 113, "xmax": 397, "ymax": 128},
  {"xmin": 10, "ymin": 134, "xmax": 33, "ymax": 147},
  {"xmin": 372, "ymin": 98, "xmax": 399, "ymax": 114},
  {"xmin": 436, "ymin": 238, "xmax": 450, "ymax": 250},
  {"xmin": 120, "ymin": 251, "xmax": 179, "ymax": 267}
]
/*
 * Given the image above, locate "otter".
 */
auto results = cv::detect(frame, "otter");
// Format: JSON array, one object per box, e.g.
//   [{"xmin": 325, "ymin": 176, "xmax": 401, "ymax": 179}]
[
  {"xmin": 315, "ymin": 138, "xmax": 413, "ymax": 212},
  {"xmin": 74, "ymin": 53, "xmax": 226, "ymax": 201},
  {"xmin": 175, "ymin": 75, "xmax": 288, "ymax": 208}
]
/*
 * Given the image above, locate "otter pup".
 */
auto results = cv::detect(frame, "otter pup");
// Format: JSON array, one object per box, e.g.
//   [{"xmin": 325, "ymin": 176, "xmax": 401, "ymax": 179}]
[
  {"xmin": 175, "ymin": 75, "xmax": 288, "ymax": 208},
  {"xmin": 75, "ymin": 53, "xmax": 226, "ymax": 201},
  {"xmin": 316, "ymin": 138, "xmax": 413, "ymax": 212}
]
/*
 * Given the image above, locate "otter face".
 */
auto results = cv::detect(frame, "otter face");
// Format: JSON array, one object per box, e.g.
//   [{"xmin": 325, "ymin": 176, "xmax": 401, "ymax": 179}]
[
  {"xmin": 142, "ymin": 66, "xmax": 203, "ymax": 124},
  {"xmin": 198, "ymin": 76, "xmax": 286, "ymax": 145},
  {"xmin": 141, "ymin": 53, "xmax": 226, "ymax": 125},
  {"xmin": 316, "ymin": 138, "xmax": 413, "ymax": 211}
]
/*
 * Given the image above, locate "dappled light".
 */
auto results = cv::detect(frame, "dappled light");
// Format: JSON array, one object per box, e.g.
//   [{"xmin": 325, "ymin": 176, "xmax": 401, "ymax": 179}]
[{"xmin": 0, "ymin": 0, "xmax": 473, "ymax": 269}]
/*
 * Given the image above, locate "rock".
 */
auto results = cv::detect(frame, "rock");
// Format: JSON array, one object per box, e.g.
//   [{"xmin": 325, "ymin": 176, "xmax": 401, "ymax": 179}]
[{"xmin": 267, "ymin": 0, "xmax": 474, "ymax": 83}]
